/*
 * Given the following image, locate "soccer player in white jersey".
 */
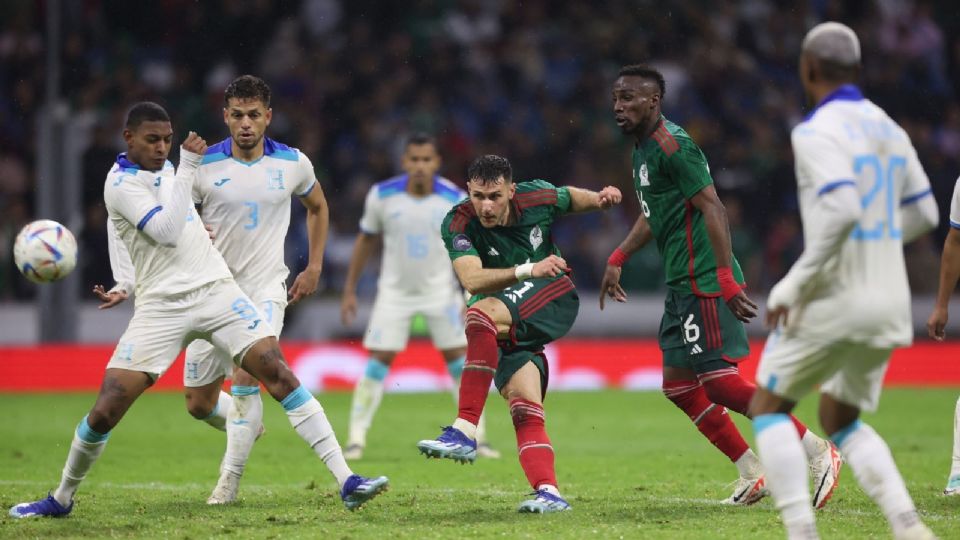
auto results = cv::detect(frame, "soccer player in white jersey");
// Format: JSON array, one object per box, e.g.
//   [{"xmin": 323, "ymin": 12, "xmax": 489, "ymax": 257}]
[
  {"xmin": 925, "ymin": 176, "xmax": 960, "ymax": 496},
  {"xmin": 175, "ymin": 75, "xmax": 330, "ymax": 504},
  {"xmin": 340, "ymin": 134, "xmax": 498, "ymax": 460},
  {"xmin": 748, "ymin": 23, "xmax": 938, "ymax": 540},
  {"xmin": 8, "ymin": 103, "xmax": 387, "ymax": 519}
]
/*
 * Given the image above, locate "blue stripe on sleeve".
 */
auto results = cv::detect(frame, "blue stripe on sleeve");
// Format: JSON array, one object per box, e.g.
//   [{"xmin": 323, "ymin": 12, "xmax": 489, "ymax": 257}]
[
  {"xmin": 297, "ymin": 181, "xmax": 317, "ymax": 198},
  {"xmin": 900, "ymin": 188, "xmax": 932, "ymax": 206},
  {"xmin": 137, "ymin": 206, "xmax": 163, "ymax": 230},
  {"xmin": 817, "ymin": 180, "xmax": 857, "ymax": 197},
  {"xmin": 950, "ymin": 220, "xmax": 960, "ymax": 230}
]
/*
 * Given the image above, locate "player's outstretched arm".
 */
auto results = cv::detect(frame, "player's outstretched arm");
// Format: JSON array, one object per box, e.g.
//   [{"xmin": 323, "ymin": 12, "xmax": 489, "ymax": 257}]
[
  {"xmin": 566, "ymin": 186, "xmax": 622, "ymax": 213},
  {"xmin": 289, "ymin": 184, "xmax": 329, "ymax": 305},
  {"xmin": 340, "ymin": 232, "xmax": 380, "ymax": 325},
  {"xmin": 600, "ymin": 214, "xmax": 653, "ymax": 309},
  {"xmin": 928, "ymin": 228, "xmax": 960, "ymax": 341},
  {"xmin": 689, "ymin": 185, "xmax": 758, "ymax": 322},
  {"xmin": 453, "ymin": 254, "xmax": 568, "ymax": 295},
  {"xmin": 137, "ymin": 132, "xmax": 208, "ymax": 247}
]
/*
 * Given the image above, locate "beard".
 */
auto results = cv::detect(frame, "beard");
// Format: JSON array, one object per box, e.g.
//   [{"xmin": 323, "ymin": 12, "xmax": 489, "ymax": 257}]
[{"xmin": 235, "ymin": 133, "xmax": 262, "ymax": 150}]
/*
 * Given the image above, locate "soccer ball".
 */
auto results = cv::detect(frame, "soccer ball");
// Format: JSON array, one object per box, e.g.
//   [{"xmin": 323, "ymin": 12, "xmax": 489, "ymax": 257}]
[{"xmin": 13, "ymin": 219, "xmax": 78, "ymax": 284}]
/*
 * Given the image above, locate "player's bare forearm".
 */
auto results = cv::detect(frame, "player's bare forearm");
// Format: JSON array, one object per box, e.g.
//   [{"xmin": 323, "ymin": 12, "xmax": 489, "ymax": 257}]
[
  {"xmin": 935, "ymin": 229, "xmax": 960, "ymax": 310},
  {"xmin": 302, "ymin": 185, "xmax": 329, "ymax": 272},
  {"xmin": 690, "ymin": 186, "xmax": 733, "ymax": 269},
  {"xmin": 618, "ymin": 214, "xmax": 653, "ymax": 255},
  {"xmin": 566, "ymin": 186, "xmax": 622, "ymax": 213},
  {"xmin": 343, "ymin": 233, "xmax": 379, "ymax": 295},
  {"xmin": 453, "ymin": 256, "xmax": 524, "ymax": 295}
]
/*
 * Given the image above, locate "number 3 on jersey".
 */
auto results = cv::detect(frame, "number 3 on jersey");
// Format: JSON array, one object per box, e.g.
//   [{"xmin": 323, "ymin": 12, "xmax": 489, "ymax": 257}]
[
  {"xmin": 851, "ymin": 154, "xmax": 905, "ymax": 241},
  {"xmin": 243, "ymin": 201, "xmax": 259, "ymax": 230}
]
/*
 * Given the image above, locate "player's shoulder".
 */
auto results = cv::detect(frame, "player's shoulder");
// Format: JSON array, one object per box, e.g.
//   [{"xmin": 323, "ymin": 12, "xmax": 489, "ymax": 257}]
[
  {"xmin": 105, "ymin": 153, "xmax": 158, "ymax": 188},
  {"xmin": 200, "ymin": 138, "xmax": 233, "ymax": 166},
  {"xmin": 373, "ymin": 174, "xmax": 409, "ymax": 199},
  {"xmin": 263, "ymin": 137, "xmax": 301, "ymax": 163},
  {"xmin": 432, "ymin": 176, "xmax": 466, "ymax": 203},
  {"xmin": 443, "ymin": 199, "xmax": 477, "ymax": 234},
  {"xmin": 514, "ymin": 179, "xmax": 559, "ymax": 209},
  {"xmin": 653, "ymin": 117, "xmax": 691, "ymax": 158}
]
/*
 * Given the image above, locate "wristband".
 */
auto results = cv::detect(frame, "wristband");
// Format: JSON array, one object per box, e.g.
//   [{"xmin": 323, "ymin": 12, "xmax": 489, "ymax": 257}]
[
  {"xmin": 607, "ymin": 248, "xmax": 630, "ymax": 268},
  {"xmin": 515, "ymin": 262, "xmax": 534, "ymax": 281},
  {"xmin": 717, "ymin": 266, "xmax": 741, "ymax": 301}
]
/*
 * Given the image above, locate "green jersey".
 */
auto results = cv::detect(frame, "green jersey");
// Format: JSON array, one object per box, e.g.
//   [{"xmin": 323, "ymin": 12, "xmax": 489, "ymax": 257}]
[
  {"xmin": 442, "ymin": 179, "xmax": 571, "ymax": 270},
  {"xmin": 634, "ymin": 116, "xmax": 744, "ymax": 297}
]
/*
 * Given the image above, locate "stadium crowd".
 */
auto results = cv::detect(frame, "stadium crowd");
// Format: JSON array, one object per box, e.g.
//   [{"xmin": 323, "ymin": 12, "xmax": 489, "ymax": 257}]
[{"xmin": 0, "ymin": 0, "xmax": 957, "ymax": 300}]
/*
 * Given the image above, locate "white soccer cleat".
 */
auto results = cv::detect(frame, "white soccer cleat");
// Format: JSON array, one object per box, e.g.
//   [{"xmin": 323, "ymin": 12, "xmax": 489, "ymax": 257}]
[
  {"xmin": 343, "ymin": 444, "xmax": 364, "ymax": 460},
  {"xmin": 810, "ymin": 442, "xmax": 842, "ymax": 509},
  {"xmin": 207, "ymin": 472, "xmax": 240, "ymax": 505},
  {"xmin": 943, "ymin": 474, "xmax": 960, "ymax": 496},
  {"xmin": 722, "ymin": 475, "xmax": 767, "ymax": 505},
  {"xmin": 477, "ymin": 443, "xmax": 501, "ymax": 459}
]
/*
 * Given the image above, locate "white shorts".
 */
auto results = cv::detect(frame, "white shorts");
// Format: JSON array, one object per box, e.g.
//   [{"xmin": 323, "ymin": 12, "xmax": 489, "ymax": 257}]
[
  {"xmin": 363, "ymin": 291, "xmax": 467, "ymax": 351},
  {"xmin": 756, "ymin": 331, "xmax": 892, "ymax": 412},
  {"xmin": 106, "ymin": 279, "xmax": 275, "ymax": 381},
  {"xmin": 183, "ymin": 296, "xmax": 286, "ymax": 387}
]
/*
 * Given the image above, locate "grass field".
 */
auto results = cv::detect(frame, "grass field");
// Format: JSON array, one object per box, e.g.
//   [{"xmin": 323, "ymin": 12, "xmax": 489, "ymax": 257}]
[{"xmin": 0, "ymin": 388, "xmax": 957, "ymax": 539}]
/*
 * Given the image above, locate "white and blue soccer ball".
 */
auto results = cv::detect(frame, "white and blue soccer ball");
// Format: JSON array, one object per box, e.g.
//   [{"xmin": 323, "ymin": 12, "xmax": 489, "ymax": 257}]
[{"xmin": 13, "ymin": 219, "xmax": 78, "ymax": 284}]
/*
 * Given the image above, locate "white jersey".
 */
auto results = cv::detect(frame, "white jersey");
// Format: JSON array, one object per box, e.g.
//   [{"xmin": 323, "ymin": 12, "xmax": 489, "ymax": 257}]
[
  {"xmin": 948, "ymin": 176, "xmax": 960, "ymax": 229},
  {"xmin": 359, "ymin": 175, "xmax": 465, "ymax": 300},
  {"xmin": 104, "ymin": 153, "xmax": 232, "ymax": 302},
  {"xmin": 790, "ymin": 85, "xmax": 933, "ymax": 347},
  {"xmin": 193, "ymin": 138, "xmax": 318, "ymax": 304}
]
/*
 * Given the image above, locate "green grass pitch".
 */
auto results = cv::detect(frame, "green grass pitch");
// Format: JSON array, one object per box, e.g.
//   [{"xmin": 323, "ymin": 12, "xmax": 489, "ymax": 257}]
[{"xmin": 1, "ymin": 388, "xmax": 957, "ymax": 539}]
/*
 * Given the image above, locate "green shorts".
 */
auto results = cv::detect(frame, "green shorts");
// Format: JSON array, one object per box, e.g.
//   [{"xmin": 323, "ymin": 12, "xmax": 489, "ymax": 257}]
[
  {"xmin": 659, "ymin": 290, "xmax": 750, "ymax": 374},
  {"xmin": 486, "ymin": 275, "xmax": 579, "ymax": 393}
]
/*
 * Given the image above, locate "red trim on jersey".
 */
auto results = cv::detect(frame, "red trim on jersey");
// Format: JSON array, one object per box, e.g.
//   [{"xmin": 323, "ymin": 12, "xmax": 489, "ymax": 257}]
[
  {"xmin": 515, "ymin": 189, "xmax": 557, "ymax": 209},
  {"xmin": 449, "ymin": 202, "xmax": 476, "ymax": 233},
  {"xmin": 652, "ymin": 123, "xmax": 679, "ymax": 156},
  {"xmin": 708, "ymin": 299, "xmax": 723, "ymax": 350},
  {"xmin": 518, "ymin": 277, "xmax": 574, "ymax": 319},
  {"xmin": 699, "ymin": 299, "xmax": 713, "ymax": 349}
]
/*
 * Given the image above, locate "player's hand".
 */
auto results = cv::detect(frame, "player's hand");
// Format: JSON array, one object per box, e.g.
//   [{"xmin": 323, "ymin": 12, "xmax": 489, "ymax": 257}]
[
  {"xmin": 598, "ymin": 186, "xmax": 622, "ymax": 210},
  {"xmin": 92, "ymin": 284, "xmax": 128, "ymax": 309},
  {"xmin": 765, "ymin": 277, "xmax": 797, "ymax": 329},
  {"xmin": 288, "ymin": 266, "xmax": 321, "ymax": 306},
  {"xmin": 181, "ymin": 131, "xmax": 208, "ymax": 155},
  {"xmin": 927, "ymin": 306, "xmax": 949, "ymax": 342},
  {"xmin": 532, "ymin": 255, "xmax": 568, "ymax": 278},
  {"xmin": 727, "ymin": 291, "xmax": 759, "ymax": 323},
  {"xmin": 599, "ymin": 264, "xmax": 626, "ymax": 310},
  {"xmin": 341, "ymin": 292, "xmax": 358, "ymax": 326},
  {"xmin": 204, "ymin": 223, "xmax": 216, "ymax": 241},
  {"xmin": 765, "ymin": 305, "xmax": 789, "ymax": 329}
]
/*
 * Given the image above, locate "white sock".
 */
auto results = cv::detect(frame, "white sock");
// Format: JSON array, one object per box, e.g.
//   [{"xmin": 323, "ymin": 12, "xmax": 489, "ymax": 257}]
[
  {"xmin": 53, "ymin": 416, "xmax": 110, "ymax": 506},
  {"xmin": 951, "ymin": 396, "xmax": 960, "ymax": 478},
  {"xmin": 200, "ymin": 391, "xmax": 232, "ymax": 432},
  {"xmin": 452, "ymin": 418, "xmax": 478, "ymax": 440},
  {"xmin": 450, "ymin": 371, "xmax": 488, "ymax": 444},
  {"xmin": 734, "ymin": 448, "xmax": 763, "ymax": 478},
  {"xmin": 539, "ymin": 484, "xmax": 560, "ymax": 496},
  {"xmin": 221, "ymin": 386, "xmax": 263, "ymax": 477},
  {"xmin": 348, "ymin": 376, "xmax": 385, "ymax": 447},
  {"xmin": 800, "ymin": 429, "xmax": 829, "ymax": 459},
  {"xmin": 282, "ymin": 386, "xmax": 353, "ymax": 487},
  {"xmin": 754, "ymin": 414, "xmax": 817, "ymax": 539},
  {"xmin": 833, "ymin": 420, "xmax": 922, "ymax": 536}
]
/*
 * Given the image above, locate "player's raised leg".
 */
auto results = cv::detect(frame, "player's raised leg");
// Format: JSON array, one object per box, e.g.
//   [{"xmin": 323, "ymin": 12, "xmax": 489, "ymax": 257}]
[
  {"xmin": 345, "ymin": 350, "xmax": 396, "ymax": 460},
  {"xmin": 9, "ymin": 368, "xmax": 152, "ymax": 518}
]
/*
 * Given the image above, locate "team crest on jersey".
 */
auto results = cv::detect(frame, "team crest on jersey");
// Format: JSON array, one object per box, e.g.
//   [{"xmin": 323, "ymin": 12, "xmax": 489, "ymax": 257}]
[
  {"xmin": 453, "ymin": 234, "xmax": 473, "ymax": 252},
  {"xmin": 529, "ymin": 225, "xmax": 543, "ymax": 250},
  {"xmin": 266, "ymin": 168, "xmax": 285, "ymax": 190},
  {"xmin": 636, "ymin": 163, "xmax": 650, "ymax": 186}
]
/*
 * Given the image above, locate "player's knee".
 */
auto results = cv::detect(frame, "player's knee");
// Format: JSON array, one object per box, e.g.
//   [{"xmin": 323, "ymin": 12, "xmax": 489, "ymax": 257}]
[
  {"xmin": 465, "ymin": 306, "xmax": 499, "ymax": 337},
  {"xmin": 185, "ymin": 398, "xmax": 214, "ymax": 420},
  {"xmin": 508, "ymin": 397, "xmax": 544, "ymax": 429}
]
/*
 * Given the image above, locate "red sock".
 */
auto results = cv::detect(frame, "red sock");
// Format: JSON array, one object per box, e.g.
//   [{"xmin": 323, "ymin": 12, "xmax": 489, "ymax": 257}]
[
  {"xmin": 663, "ymin": 380, "xmax": 750, "ymax": 462},
  {"xmin": 457, "ymin": 308, "xmax": 499, "ymax": 425},
  {"xmin": 510, "ymin": 398, "xmax": 557, "ymax": 490},
  {"xmin": 700, "ymin": 368, "xmax": 808, "ymax": 437}
]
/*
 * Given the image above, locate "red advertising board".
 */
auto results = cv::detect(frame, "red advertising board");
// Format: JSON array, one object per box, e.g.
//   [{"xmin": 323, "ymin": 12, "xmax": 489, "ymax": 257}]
[{"xmin": 0, "ymin": 340, "xmax": 957, "ymax": 392}]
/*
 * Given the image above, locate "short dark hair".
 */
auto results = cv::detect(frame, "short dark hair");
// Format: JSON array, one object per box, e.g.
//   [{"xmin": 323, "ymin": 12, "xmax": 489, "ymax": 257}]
[
  {"xmin": 125, "ymin": 102, "xmax": 170, "ymax": 129},
  {"xmin": 618, "ymin": 64, "xmax": 666, "ymax": 99},
  {"xmin": 467, "ymin": 155, "xmax": 512, "ymax": 184},
  {"xmin": 224, "ymin": 75, "xmax": 271, "ymax": 107},
  {"xmin": 405, "ymin": 132, "xmax": 437, "ymax": 149},
  {"xmin": 814, "ymin": 57, "xmax": 859, "ymax": 83}
]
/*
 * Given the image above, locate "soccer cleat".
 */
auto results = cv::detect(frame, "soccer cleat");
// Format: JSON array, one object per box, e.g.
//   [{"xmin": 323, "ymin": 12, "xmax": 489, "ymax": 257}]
[
  {"xmin": 207, "ymin": 472, "xmax": 240, "ymax": 505},
  {"xmin": 943, "ymin": 474, "xmax": 960, "ymax": 496},
  {"xmin": 8, "ymin": 493, "xmax": 73, "ymax": 518},
  {"xmin": 810, "ymin": 442, "xmax": 842, "ymax": 509},
  {"xmin": 340, "ymin": 474, "xmax": 389, "ymax": 511},
  {"xmin": 477, "ymin": 443, "xmax": 501, "ymax": 459},
  {"xmin": 896, "ymin": 523, "xmax": 939, "ymax": 540},
  {"xmin": 517, "ymin": 489, "xmax": 571, "ymax": 513},
  {"xmin": 722, "ymin": 475, "xmax": 767, "ymax": 505},
  {"xmin": 417, "ymin": 426, "xmax": 477, "ymax": 464},
  {"xmin": 343, "ymin": 444, "xmax": 364, "ymax": 461}
]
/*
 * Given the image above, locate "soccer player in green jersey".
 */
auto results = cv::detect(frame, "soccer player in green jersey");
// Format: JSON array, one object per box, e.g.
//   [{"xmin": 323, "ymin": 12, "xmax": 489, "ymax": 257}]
[
  {"xmin": 600, "ymin": 64, "xmax": 840, "ymax": 507},
  {"xmin": 417, "ymin": 155, "xmax": 621, "ymax": 513}
]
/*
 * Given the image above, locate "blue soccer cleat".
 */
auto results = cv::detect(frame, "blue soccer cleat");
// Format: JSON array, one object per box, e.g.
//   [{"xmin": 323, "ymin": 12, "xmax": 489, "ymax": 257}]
[
  {"xmin": 416, "ymin": 426, "xmax": 477, "ymax": 464},
  {"xmin": 340, "ymin": 474, "xmax": 389, "ymax": 511},
  {"xmin": 517, "ymin": 489, "xmax": 571, "ymax": 513},
  {"xmin": 8, "ymin": 493, "xmax": 73, "ymax": 518}
]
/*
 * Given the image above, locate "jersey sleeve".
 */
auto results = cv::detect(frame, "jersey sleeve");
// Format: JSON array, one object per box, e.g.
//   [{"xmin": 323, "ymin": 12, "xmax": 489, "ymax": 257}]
[
  {"xmin": 518, "ymin": 179, "xmax": 570, "ymax": 217},
  {"xmin": 441, "ymin": 206, "xmax": 479, "ymax": 261},
  {"xmin": 295, "ymin": 152, "xmax": 320, "ymax": 197},
  {"xmin": 358, "ymin": 185, "xmax": 382, "ymax": 234},
  {"xmin": 901, "ymin": 143, "xmax": 934, "ymax": 205},
  {"xmin": 949, "ymin": 177, "xmax": 960, "ymax": 229},
  {"xmin": 191, "ymin": 171, "xmax": 204, "ymax": 205},
  {"xmin": 103, "ymin": 173, "xmax": 162, "ymax": 230},
  {"xmin": 106, "ymin": 218, "xmax": 135, "ymax": 294},
  {"xmin": 791, "ymin": 125, "xmax": 857, "ymax": 196},
  {"xmin": 664, "ymin": 139, "xmax": 714, "ymax": 199}
]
